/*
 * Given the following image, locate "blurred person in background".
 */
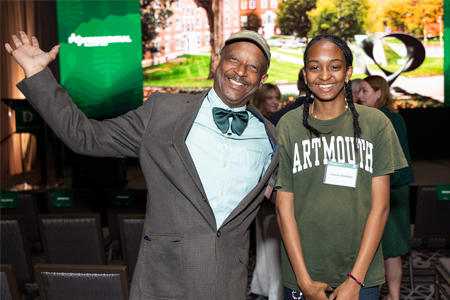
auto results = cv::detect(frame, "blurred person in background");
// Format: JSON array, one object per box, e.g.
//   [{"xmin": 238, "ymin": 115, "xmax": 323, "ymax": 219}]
[
  {"xmin": 359, "ymin": 75, "xmax": 415, "ymax": 300},
  {"xmin": 250, "ymin": 82, "xmax": 284, "ymax": 300},
  {"xmin": 251, "ymin": 83, "xmax": 281, "ymax": 119},
  {"xmin": 269, "ymin": 68, "xmax": 307, "ymax": 126},
  {"xmin": 351, "ymin": 78, "xmax": 362, "ymax": 104}
]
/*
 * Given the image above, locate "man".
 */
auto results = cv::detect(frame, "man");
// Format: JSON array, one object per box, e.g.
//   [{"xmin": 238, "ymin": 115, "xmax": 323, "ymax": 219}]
[
  {"xmin": 6, "ymin": 30, "xmax": 279, "ymax": 299},
  {"xmin": 269, "ymin": 67, "xmax": 307, "ymax": 126}
]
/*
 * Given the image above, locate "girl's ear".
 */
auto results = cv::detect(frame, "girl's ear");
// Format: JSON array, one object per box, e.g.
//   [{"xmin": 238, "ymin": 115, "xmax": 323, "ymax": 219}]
[{"xmin": 346, "ymin": 66, "xmax": 353, "ymax": 82}]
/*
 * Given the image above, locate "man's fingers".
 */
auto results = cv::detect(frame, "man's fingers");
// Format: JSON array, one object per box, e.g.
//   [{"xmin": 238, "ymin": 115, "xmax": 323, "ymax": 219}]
[
  {"xmin": 4, "ymin": 43, "xmax": 13, "ymax": 54},
  {"xmin": 19, "ymin": 31, "xmax": 30, "ymax": 45},
  {"xmin": 11, "ymin": 34, "xmax": 23, "ymax": 49},
  {"xmin": 48, "ymin": 45, "xmax": 61, "ymax": 60},
  {"xmin": 31, "ymin": 36, "xmax": 39, "ymax": 48},
  {"xmin": 326, "ymin": 284, "xmax": 333, "ymax": 292}
]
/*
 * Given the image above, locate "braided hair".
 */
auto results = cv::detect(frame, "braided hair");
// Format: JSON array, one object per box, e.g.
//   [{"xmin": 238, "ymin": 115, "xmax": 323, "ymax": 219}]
[{"xmin": 302, "ymin": 34, "xmax": 361, "ymax": 152}]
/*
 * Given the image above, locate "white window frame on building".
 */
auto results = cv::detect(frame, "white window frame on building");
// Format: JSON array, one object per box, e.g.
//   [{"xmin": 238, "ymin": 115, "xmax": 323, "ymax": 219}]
[
  {"xmin": 225, "ymin": 0, "xmax": 229, "ymax": 10},
  {"xmin": 176, "ymin": 15, "xmax": 181, "ymax": 29},
  {"xmin": 197, "ymin": 34, "xmax": 202, "ymax": 46},
  {"xmin": 205, "ymin": 32, "xmax": 210, "ymax": 45},
  {"xmin": 261, "ymin": 0, "xmax": 267, "ymax": 9},
  {"xmin": 241, "ymin": 0, "xmax": 247, "ymax": 9},
  {"xmin": 205, "ymin": 17, "xmax": 209, "ymax": 28},
  {"xmin": 234, "ymin": 0, "xmax": 238, "ymax": 10},
  {"xmin": 197, "ymin": 15, "xmax": 201, "ymax": 28},
  {"xmin": 226, "ymin": 15, "xmax": 229, "ymax": 27},
  {"xmin": 249, "ymin": 0, "xmax": 255, "ymax": 9},
  {"xmin": 241, "ymin": 15, "xmax": 248, "ymax": 27},
  {"xmin": 165, "ymin": 35, "xmax": 171, "ymax": 52},
  {"xmin": 234, "ymin": 15, "xmax": 238, "ymax": 26},
  {"xmin": 175, "ymin": 35, "xmax": 182, "ymax": 50},
  {"xmin": 270, "ymin": 0, "xmax": 277, "ymax": 8},
  {"xmin": 176, "ymin": 0, "xmax": 180, "ymax": 9}
]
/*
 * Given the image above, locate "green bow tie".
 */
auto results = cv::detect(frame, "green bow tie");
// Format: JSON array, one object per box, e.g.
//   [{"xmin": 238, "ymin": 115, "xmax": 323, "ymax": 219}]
[{"xmin": 212, "ymin": 107, "xmax": 249, "ymax": 136}]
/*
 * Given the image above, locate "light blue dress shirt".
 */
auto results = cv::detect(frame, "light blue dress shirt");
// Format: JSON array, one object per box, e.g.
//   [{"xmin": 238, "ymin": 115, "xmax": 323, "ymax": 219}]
[{"xmin": 185, "ymin": 88, "xmax": 273, "ymax": 229}]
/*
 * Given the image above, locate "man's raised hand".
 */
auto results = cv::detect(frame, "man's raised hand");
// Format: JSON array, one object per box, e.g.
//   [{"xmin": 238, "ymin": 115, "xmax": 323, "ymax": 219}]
[{"xmin": 5, "ymin": 31, "xmax": 60, "ymax": 78}]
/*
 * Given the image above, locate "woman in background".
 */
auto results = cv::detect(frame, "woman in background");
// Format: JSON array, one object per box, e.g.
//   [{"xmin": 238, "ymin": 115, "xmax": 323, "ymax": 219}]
[
  {"xmin": 251, "ymin": 83, "xmax": 281, "ymax": 119},
  {"xmin": 250, "ymin": 82, "xmax": 284, "ymax": 300},
  {"xmin": 359, "ymin": 75, "xmax": 415, "ymax": 300}
]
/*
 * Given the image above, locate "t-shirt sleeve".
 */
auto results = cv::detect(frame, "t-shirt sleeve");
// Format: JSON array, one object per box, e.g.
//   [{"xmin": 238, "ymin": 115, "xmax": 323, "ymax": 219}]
[
  {"xmin": 372, "ymin": 119, "xmax": 409, "ymax": 177},
  {"xmin": 274, "ymin": 121, "xmax": 294, "ymax": 192}
]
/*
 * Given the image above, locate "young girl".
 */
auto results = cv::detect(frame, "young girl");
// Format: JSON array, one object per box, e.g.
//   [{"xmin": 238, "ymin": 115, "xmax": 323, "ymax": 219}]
[{"xmin": 275, "ymin": 35, "xmax": 408, "ymax": 300}]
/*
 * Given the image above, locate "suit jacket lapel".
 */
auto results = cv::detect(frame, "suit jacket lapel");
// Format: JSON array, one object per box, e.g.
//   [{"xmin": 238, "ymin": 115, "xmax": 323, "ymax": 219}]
[{"xmin": 173, "ymin": 89, "xmax": 210, "ymax": 197}]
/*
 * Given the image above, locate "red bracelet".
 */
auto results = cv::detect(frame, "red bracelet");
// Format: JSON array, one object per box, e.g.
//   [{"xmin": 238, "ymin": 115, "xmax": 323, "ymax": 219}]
[{"xmin": 348, "ymin": 272, "xmax": 365, "ymax": 287}]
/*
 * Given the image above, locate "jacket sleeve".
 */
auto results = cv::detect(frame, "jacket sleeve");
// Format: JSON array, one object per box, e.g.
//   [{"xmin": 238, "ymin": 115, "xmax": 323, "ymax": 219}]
[{"xmin": 16, "ymin": 68, "xmax": 154, "ymax": 158}]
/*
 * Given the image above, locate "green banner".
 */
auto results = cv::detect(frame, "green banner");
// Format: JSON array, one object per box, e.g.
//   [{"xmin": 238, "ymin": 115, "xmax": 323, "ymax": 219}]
[
  {"xmin": 0, "ymin": 191, "xmax": 19, "ymax": 209},
  {"xmin": 53, "ymin": 190, "xmax": 74, "ymax": 207},
  {"xmin": 112, "ymin": 188, "xmax": 134, "ymax": 206},
  {"xmin": 15, "ymin": 106, "xmax": 43, "ymax": 134},
  {"xmin": 56, "ymin": 0, "xmax": 143, "ymax": 118},
  {"xmin": 436, "ymin": 184, "xmax": 450, "ymax": 201}
]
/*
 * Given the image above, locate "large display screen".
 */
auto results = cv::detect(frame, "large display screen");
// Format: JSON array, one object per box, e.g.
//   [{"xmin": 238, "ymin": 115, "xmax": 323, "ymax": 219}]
[{"xmin": 56, "ymin": 0, "xmax": 143, "ymax": 118}]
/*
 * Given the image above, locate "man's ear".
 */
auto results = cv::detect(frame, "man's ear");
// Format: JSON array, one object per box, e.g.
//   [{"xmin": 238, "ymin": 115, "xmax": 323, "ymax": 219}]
[
  {"xmin": 213, "ymin": 53, "xmax": 221, "ymax": 71},
  {"xmin": 259, "ymin": 73, "xmax": 269, "ymax": 88}
]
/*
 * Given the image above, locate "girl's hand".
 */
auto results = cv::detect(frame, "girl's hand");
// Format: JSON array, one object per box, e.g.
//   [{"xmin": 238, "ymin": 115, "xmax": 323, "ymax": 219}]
[
  {"xmin": 301, "ymin": 280, "xmax": 332, "ymax": 300},
  {"xmin": 327, "ymin": 277, "xmax": 360, "ymax": 300}
]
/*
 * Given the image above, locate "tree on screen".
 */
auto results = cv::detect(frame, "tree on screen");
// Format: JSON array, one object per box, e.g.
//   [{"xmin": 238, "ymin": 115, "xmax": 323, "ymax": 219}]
[
  {"xmin": 404, "ymin": 0, "xmax": 443, "ymax": 36},
  {"xmin": 193, "ymin": 0, "xmax": 222, "ymax": 79},
  {"xmin": 276, "ymin": 0, "xmax": 316, "ymax": 39},
  {"xmin": 308, "ymin": 0, "xmax": 370, "ymax": 42},
  {"xmin": 243, "ymin": 12, "xmax": 262, "ymax": 32}
]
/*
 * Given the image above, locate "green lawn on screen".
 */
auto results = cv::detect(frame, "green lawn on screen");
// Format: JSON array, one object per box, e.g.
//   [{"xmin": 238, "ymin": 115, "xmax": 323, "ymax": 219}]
[
  {"xmin": 368, "ymin": 57, "xmax": 443, "ymax": 77},
  {"xmin": 144, "ymin": 54, "xmax": 302, "ymax": 87}
]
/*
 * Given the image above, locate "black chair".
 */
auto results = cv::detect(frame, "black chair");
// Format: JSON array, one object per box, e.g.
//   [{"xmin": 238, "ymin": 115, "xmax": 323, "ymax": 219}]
[
  {"xmin": 105, "ymin": 189, "xmax": 146, "ymax": 260},
  {"xmin": 38, "ymin": 213, "xmax": 106, "ymax": 265},
  {"xmin": 106, "ymin": 189, "xmax": 147, "ymax": 242},
  {"xmin": 34, "ymin": 264, "xmax": 129, "ymax": 300},
  {"xmin": 45, "ymin": 189, "xmax": 93, "ymax": 214},
  {"xmin": 118, "ymin": 214, "xmax": 145, "ymax": 278},
  {"xmin": 0, "ymin": 264, "xmax": 21, "ymax": 300},
  {"xmin": 1, "ymin": 191, "xmax": 42, "ymax": 251},
  {"xmin": 0, "ymin": 215, "xmax": 35, "ymax": 285},
  {"xmin": 435, "ymin": 258, "xmax": 450, "ymax": 300},
  {"xmin": 409, "ymin": 185, "xmax": 450, "ymax": 290}
]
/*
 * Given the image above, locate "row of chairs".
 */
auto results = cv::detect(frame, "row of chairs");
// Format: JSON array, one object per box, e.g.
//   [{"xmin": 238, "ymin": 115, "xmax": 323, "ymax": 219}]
[
  {"xmin": 1, "ymin": 189, "xmax": 147, "ymax": 251},
  {"xmin": 1, "ymin": 214, "xmax": 145, "ymax": 287},
  {"xmin": 1, "ymin": 263, "xmax": 130, "ymax": 300}
]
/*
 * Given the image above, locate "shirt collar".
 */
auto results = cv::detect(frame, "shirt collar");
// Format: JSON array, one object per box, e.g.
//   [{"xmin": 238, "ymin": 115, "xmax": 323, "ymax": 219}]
[{"xmin": 207, "ymin": 88, "xmax": 247, "ymax": 112}]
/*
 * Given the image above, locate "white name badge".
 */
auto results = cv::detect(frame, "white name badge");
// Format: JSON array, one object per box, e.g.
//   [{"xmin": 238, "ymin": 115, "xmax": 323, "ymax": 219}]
[{"xmin": 323, "ymin": 161, "xmax": 358, "ymax": 188}]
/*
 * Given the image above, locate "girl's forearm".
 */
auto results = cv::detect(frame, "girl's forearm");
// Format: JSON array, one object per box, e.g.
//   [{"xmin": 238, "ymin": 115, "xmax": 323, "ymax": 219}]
[{"xmin": 351, "ymin": 175, "xmax": 390, "ymax": 282}]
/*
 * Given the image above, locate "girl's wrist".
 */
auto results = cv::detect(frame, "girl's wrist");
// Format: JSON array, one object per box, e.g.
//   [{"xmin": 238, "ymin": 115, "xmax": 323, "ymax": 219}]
[{"xmin": 347, "ymin": 272, "xmax": 365, "ymax": 288}]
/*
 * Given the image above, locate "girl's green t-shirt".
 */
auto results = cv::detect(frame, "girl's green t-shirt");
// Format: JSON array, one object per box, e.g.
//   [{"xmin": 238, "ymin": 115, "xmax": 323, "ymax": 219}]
[{"xmin": 275, "ymin": 104, "xmax": 408, "ymax": 289}]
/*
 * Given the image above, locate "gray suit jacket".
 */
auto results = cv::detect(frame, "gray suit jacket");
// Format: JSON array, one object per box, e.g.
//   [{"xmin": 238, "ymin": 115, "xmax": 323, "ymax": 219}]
[{"xmin": 17, "ymin": 68, "xmax": 279, "ymax": 300}]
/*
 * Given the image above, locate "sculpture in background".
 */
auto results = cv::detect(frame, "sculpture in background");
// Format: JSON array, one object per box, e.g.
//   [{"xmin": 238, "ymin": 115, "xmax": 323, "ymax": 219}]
[{"xmin": 354, "ymin": 32, "xmax": 425, "ymax": 86}]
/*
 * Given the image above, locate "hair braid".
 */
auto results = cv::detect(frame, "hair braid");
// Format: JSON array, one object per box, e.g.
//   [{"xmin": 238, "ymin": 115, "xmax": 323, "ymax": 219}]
[
  {"xmin": 345, "ymin": 81, "xmax": 361, "ymax": 152},
  {"xmin": 302, "ymin": 89, "xmax": 320, "ymax": 138}
]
